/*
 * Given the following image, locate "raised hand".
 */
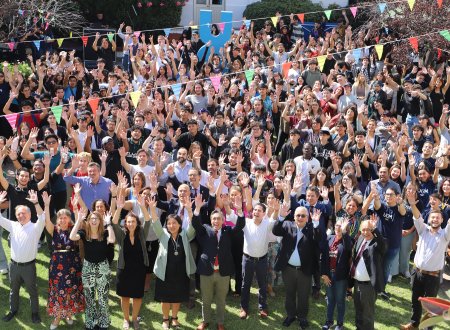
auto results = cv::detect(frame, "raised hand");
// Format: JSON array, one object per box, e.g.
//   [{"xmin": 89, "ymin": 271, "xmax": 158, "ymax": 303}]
[
  {"xmin": 279, "ymin": 201, "xmax": 291, "ymax": 218},
  {"xmin": 206, "ymin": 175, "xmax": 215, "ymax": 192},
  {"xmin": 369, "ymin": 213, "xmax": 378, "ymax": 229},
  {"xmin": 104, "ymin": 211, "xmax": 112, "ymax": 226},
  {"xmin": 311, "ymin": 208, "xmax": 322, "ymax": 224},
  {"xmin": 26, "ymin": 190, "xmax": 38, "ymax": 204},
  {"xmin": 100, "ymin": 150, "xmax": 108, "ymax": 163},
  {"xmin": 73, "ymin": 182, "xmax": 82, "ymax": 195},
  {"xmin": 0, "ymin": 191, "xmax": 7, "ymax": 204},
  {"xmin": 29, "ymin": 127, "xmax": 39, "ymax": 140},
  {"xmin": 42, "ymin": 191, "xmax": 52, "ymax": 206},
  {"xmin": 319, "ymin": 186, "xmax": 329, "ymax": 200},
  {"xmin": 240, "ymin": 172, "xmax": 250, "ymax": 186},
  {"xmin": 194, "ymin": 193, "xmax": 206, "ymax": 210},
  {"xmin": 109, "ymin": 183, "xmax": 118, "ymax": 197}
]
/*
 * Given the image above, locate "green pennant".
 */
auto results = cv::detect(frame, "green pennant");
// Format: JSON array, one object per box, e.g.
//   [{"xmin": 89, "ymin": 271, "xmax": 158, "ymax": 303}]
[
  {"xmin": 107, "ymin": 32, "xmax": 114, "ymax": 42},
  {"xmin": 439, "ymin": 30, "xmax": 450, "ymax": 41},
  {"xmin": 51, "ymin": 105, "xmax": 63, "ymax": 124},
  {"xmin": 324, "ymin": 10, "xmax": 332, "ymax": 20},
  {"xmin": 245, "ymin": 69, "xmax": 254, "ymax": 83}
]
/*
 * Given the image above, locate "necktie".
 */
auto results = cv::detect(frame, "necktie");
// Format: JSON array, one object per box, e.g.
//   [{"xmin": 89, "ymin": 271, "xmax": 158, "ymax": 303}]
[
  {"xmin": 214, "ymin": 230, "xmax": 219, "ymax": 272},
  {"xmin": 350, "ymin": 241, "xmax": 368, "ymax": 277},
  {"xmin": 180, "ymin": 206, "xmax": 185, "ymax": 218}
]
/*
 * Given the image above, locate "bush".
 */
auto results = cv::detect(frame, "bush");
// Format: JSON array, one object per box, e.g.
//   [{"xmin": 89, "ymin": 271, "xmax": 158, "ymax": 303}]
[
  {"xmin": 243, "ymin": 0, "xmax": 341, "ymax": 32},
  {"xmin": 0, "ymin": 62, "xmax": 33, "ymax": 79},
  {"xmin": 77, "ymin": 0, "xmax": 183, "ymax": 31}
]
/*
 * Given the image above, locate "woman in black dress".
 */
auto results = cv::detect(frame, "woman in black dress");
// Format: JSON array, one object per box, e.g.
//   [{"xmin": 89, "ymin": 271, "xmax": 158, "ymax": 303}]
[
  {"xmin": 113, "ymin": 194, "xmax": 151, "ymax": 330},
  {"xmin": 148, "ymin": 196, "xmax": 197, "ymax": 330}
]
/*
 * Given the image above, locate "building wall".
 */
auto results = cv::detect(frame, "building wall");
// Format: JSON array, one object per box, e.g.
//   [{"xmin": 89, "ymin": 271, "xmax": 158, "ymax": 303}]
[{"xmin": 180, "ymin": 0, "xmax": 349, "ymax": 27}]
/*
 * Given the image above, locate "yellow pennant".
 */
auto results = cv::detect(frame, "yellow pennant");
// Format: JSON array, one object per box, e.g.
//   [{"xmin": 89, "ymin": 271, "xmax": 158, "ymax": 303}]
[
  {"xmin": 375, "ymin": 44, "xmax": 384, "ymax": 59},
  {"xmin": 271, "ymin": 16, "xmax": 278, "ymax": 27},
  {"xmin": 69, "ymin": 32, "xmax": 72, "ymax": 38},
  {"xmin": 130, "ymin": 91, "xmax": 142, "ymax": 108},
  {"xmin": 407, "ymin": 0, "xmax": 415, "ymax": 10},
  {"xmin": 317, "ymin": 55, "xmax": 327, "ymax": 71},
  {"xmin": 57, "ymin": 38, "xmax": 64, "ymax": 47}
]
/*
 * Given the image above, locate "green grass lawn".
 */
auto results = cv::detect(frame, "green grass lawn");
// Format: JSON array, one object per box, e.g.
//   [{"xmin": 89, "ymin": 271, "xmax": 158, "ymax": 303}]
[{"xmin": 0, "ymin": 236, "xmax": 448, "ymax": 330}]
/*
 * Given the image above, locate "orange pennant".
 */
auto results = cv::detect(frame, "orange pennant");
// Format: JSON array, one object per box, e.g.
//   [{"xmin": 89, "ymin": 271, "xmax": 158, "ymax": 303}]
[
  {"xmin": 296, "ymin": 13, "xmax": 305, "ymax": 24},
  {"xmin": 88, "ymin": 98, "xmax": 99, "ymax": 115},
  {"xmin": 409, "ymin": 37, "xmax": 418, "ymax": 52},
  {"xmin": 282, "ymin": 62, "xmax": 292, "ymax": 79},
  {"xmin": 81, "ymin": 36, "xmax": 88, "ymax": 47}
]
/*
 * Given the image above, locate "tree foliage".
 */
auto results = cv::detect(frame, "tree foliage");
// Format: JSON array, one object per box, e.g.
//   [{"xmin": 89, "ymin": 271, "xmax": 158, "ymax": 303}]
[
  {"xmin": 77, "ymin": 0, "xmax": 183, "ymax": 31},
  {"xmin": 353, "ymin": 0, "xmax": 450, "ymax": 66},
  {"xmin": 0, "ymin": 0, "xmax": 86, "ymax": 41}
]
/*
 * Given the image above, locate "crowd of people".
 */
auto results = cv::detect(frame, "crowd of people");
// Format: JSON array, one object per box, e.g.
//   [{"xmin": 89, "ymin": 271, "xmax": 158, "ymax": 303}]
[{"xmin": 0, "ymin": 7, "xmax": 449, "ymax": 330}]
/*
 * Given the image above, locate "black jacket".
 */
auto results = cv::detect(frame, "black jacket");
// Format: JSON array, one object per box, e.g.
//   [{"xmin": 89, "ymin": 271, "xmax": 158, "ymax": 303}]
[
  {"xmin": 272, "ymin": 219, "xmax": 322, "ymax": 274},
  {"xmin": 192, "ymin": 214, "xmax": 245, "ymax": 276},
  {"xmin": 321, "ymin": 233, "xmax": 353, "ymax": 281},
  {"xmin": 349, "ymin": 228, "xmax": 386, "ymax": 292}
]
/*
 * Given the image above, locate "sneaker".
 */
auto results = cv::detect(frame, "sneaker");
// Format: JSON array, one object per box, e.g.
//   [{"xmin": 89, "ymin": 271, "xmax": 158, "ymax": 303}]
[
  {"xmin": 404, "ymin": 270, "xmax": 411, "ymax": 279},
  {"xmin": 322, "ymin": 320, "xmax": 334, "ymax": 330},
  {"xmin": 380, "ymin": 291, "xmax": 391, "ymax": 301},
  {"xmin": 239, "ymin": 309, "xmax": 248, "ymax": 319},
  {"xmin": 387, "ymin": 274, "xmax": 392, "ymax": 283},
  {"xmin": 335, "ymin": 324, "xmax": 344, "ymax": 330}
]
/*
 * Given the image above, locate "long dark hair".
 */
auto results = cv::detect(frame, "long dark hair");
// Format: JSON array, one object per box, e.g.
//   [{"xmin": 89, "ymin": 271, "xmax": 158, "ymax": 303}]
[
  {"xmin": 124, "ymin": 211, "xmax": 142, "ymax": 234},
  {"xmin": 165, "ymin": 214, "xmax": 183, "ymax": 234}
]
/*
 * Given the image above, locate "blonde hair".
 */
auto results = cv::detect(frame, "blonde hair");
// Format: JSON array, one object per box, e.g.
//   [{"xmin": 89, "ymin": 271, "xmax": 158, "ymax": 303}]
[
  {"xmin": 78, "ymin": 152, "xmax": 92, "ymax": 162},
  {"xmin": 84, "ymin": 211, "xmax": 105, "ymax": 241}
]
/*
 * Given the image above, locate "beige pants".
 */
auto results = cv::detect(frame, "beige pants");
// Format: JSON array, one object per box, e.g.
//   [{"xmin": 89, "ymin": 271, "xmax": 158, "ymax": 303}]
[{"xmin": 200, "ymin": 273, "xmax": 230, "ymax": 324}]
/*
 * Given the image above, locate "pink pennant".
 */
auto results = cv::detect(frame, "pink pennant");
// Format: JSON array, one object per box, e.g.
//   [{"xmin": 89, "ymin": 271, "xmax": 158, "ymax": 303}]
[
  {"xmin": 45, "ymin": 22, "xmax": 49, "ymax": 30},
  {"xmin": 218, "ymin": 22, "xmax": 225, "ymax": 33},
  {"xmin": 7, "ymin": 42, "xmax": 14, "ymax": 51},
  {"xmin": 210, "ymin": 75, "xmax": 221, "ymax": 92},
  {"xmin": 438, "ymin": 49, "xmax": 442, "ymax": 60},
  {"xmin": 134, "ymin": 31, "xmax": 141, "ymax": 38},
  {"xmin": 81, "ymin": 36, "xmax": 88, "ymax": 47},
  {"xmin": 350, "ymin": 7, "xmax": 358, "ymax": 18},
  {"xmin": 4, "ymin": 114, "xmax": 17, "ymax": 129},
  {"xmin": 437, "ymin": 0, "xmax": 443, "ymax": 8}
]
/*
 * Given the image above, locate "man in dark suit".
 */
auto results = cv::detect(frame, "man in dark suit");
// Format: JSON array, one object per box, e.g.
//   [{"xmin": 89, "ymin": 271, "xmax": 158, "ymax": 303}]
[
  {"xmin": 192, "ymin": 201, "xmax": 245, "ymax": 330},
  {"xmin": 350, "ymin": 214, "xmax": 386, "ymax": 330},
  {"xmin": 272, "ymin": 204, "xmax": 322, "ymax": 330},
  {"xmin": 168, "ymin": 168, "xmax": 216, "ymax": 224}
]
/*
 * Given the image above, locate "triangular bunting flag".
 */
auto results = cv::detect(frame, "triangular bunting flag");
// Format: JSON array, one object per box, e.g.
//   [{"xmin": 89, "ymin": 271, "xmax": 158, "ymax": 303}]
[
  {"xmin": 375, "ymin": 44, "xmax": 384, "ymax": 59},
  {"xmin": 51, "ymin": 105, "xmax": 63, "ymax": 124},
  {"xmin": 163, "ymin": 28, "xmax": 171, "ymax": 36},
  {"xmin": 324, "ymin": 10, "xmax": 332, "ymax": 20},
  {"xmin": 245, "ymin": 69, "xmax": 254, "ymax": 83},
  {"xmin": 57, "ymin": 38, "xmax": 64, "ymax": 48},
  {"xmin": 244, "ymin": 20, "xmax": 251, "ymax": 29},
  {"xmin": 218, "ymin": 23, "xmax": 225, "ymax": 33},
  {"xmin": 134, "ymin": 31, "xmax": 141, "ymax": 38},
  {"xmin": 350, "ymin": 7, "xmax": 358, "ymax": 18},
  {"xmin": 282, "ymin": 62, "xmax": 292, "ymax": 79},
  {"xmin": 437, "ymin": 0, "xmax": 443, "ymax": 8},
  {"xmin": 69, "ymin": 31, "xmax": 72, "ymax": 38},
  {"xmin": 210, "ymin": 75, "xmax": 221, "ymax": 92},
  {"xmin": 409, "ymin": 37, "xmax": 418, "ymax": 52},
  {"xmin": 378, "ymin": 3, "xmax": 387, "ymax": 13},
  {"xmin": 270, "ymin": 16, "xmax": 277, "ymax": 27},
  {"xmin": 87, "ymin": 98, "xmax": 100, "ymax": 115},
  {"xmin": 438, "ymin": 49, "xmax": 442, "ymax": 60},
  {"xmin": 296, "ymin": 13, "xmax": 305, "ymax": 24},
  {"xmin": 4, "ymin": 113, "xmax": 17, "ymax": 128},
  {"xmin": 7, "ymin": 42, "xmax": 14, "ymax": 51},
  {"xmin": 107, "ymin": 32, "xmax": 114, "ymax": 42},
  {"xmin": 352, "ymin": 48, "xmax": 362, "ymax": 62},
  {"xmin": 317, "ymin": 55, "xmax": 326, "ymax": 71},
  {"xmin": 129, "ymin": 91, "xmax": 141, "ymax": 107},
  {"xmin": 171, "ymin": 83, "xmax": 182, "ymax": 98},
  {"xmin": 33, "ymin": 40, "xmax": 40, "ymax": 51},
  {"xmin": 439, "ymin": 30, "xmax": 450, "ymax": 41},
  {"xmin": 407, "ymin": 0, "xmax": 415, "ymax": 10},
  {"xmin": 45, "ymin": 22, "xmax": 49, "ymax": 30},
  {"xmin": 81, "ymin": 36, "xmax": 88, "ymax": 47}
]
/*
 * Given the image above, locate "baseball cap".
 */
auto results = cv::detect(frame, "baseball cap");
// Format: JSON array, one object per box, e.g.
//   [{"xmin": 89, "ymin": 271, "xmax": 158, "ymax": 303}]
[{"xmin": 101, "ymin": 136, "xmax": 113, "ymax": 146}]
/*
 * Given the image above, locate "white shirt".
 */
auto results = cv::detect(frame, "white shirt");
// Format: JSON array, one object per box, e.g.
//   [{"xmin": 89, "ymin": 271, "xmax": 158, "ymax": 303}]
[
  {"xmin": 414, "ymin": 216, "xmax": 450, "ymax": 271},
  {"xmin": 0, "ymin": 213, "xmax": 45, "ymax": 263},
  {"xmin": 288, "ymin": 226, "xmax": 304, "ymax": 266},
  {"xmin": 243, "ymin": 217, "xmax": 277, "ymax": 258},
  {"xmin": 129, "ymin": 164, "xmax": 155, "ymax": 187},
  {"xmin": 200, "ymin": 170, "xmax": 228, "ymax": 194},
  {"xmin": 354, "ymin": 239, "xmax": 372, "ymax": 282}
]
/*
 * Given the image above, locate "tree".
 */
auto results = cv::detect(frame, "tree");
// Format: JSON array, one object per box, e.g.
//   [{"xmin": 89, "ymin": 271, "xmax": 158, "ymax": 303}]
[
  {"xmin": 353, "ymin": 0, "xmax": 450, "ymax": 66},
  {"xmin": 0, "ymin": 0, "xmax": 86, "ymax": 41}
]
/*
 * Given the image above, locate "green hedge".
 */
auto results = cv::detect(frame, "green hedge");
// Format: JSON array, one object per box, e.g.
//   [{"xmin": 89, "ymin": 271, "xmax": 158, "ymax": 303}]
[
  {"xmin": 0, "ymin": 62, "xmax": 33, "ymax": 79},
  {"xmin": 77, "ymin": 0, "xmax": 183, "ymax": 31},
  {"xmin": 243, "ymin": 0, "xmax": 341, "ymax": 32}
]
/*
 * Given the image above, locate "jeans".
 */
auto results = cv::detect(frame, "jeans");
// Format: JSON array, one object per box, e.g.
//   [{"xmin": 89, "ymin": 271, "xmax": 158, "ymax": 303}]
[
  {"xmin": 325, "ymin": 276, "xmax": 347, "ymax": 325},
  {"xmin": 406, "ymin": 114, "xmax": 419, "ymax": 138},
  {"xmin": 383, "ymin": 247, "xmax": 400, "ymax": 285},
  {"xmin": 393, "ymin": 232, "xmax": 414, "ymax": 275},
  {"xmin": 240, "ymin": 254, "xmax": 268, "ymax": 311},
  {"xmin": 0, "ymin": 227, "xmax": 8, "ymax": 270},
  {"xmin": 122, "ymin": 53, "xmax": 130, "ymax": 73}
]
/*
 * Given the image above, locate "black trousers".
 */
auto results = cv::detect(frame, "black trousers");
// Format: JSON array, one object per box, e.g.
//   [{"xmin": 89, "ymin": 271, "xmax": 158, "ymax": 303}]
[
  {"xmin": 282, "ymin": 266, "xmax": 311, "ymax": 321},
  {"xmin": 353, "ymin": 281, "xmax": 377, "ymax": 330},
  {"xmin": 410, "ymin": 270, "xmax": 440, "ymax": 326},
  {"xmin": 231, "ymin": 232, "xmax": 244, "ymax": 294}
]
